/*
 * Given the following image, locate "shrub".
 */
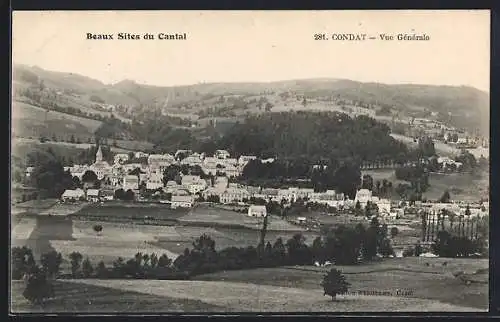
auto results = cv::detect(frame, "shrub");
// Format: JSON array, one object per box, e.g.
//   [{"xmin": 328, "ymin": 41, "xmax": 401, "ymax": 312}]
[
  {"xmin": 414, "ymin": 243, "xmax": 423, "ymax": 257},
  {"xmin": 82, "ymin": 258, "xmax": 94, "ymax": 278},
  {"xmin": 321, "ymin": 268, "xmax": 350, "ymax": 301},
  {"xmin": 378, "ymin": 238, "xmax": 395, "ymax": 258},
  {"xmin": 95, "ymin": 261, "xmax": 108, "ymax": 278},
  {"xmin": 93, "ymin": 224, "xmax": 103, "ymax": 234},
  {"xmin": 390, "ymin": 227, "xmax": 399, "ymax": 239},
  {"xmin": 11, "ymin": 246, "xmax": 37, "ymax": 280},
  {"xmin": 69, "ymin": 252, "xmax": 83, "ymax": 278},
  {"xmin": 40, "ymin": 251, "xmax": 63, "ymax": 279},
  {"xmin": 23, "ymin": 266, "xmax": 55, "ymax": 305}
]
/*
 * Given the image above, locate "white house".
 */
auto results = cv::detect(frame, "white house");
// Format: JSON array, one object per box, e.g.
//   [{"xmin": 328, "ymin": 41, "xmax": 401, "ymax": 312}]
[
  {"xmin": 123, "ymin": 175, "xmax": 139, "ymax": 191},
  {"xmin": 61, "ymin": 188, "xmax": 85, "ymax": 202},
  {"xmin": 25, "ymin": 166, "xmax": 34, "ymax": 178},
  {"xmin": 181, "ymin": 155, "xmax": 203, "ymax": 166},
  {"xmin": 248, "ymin": 205, "xmax": 267, "ymax": 217},
  {"xmin": 238, "ymin": 155, "xmax": 257, "ymax": 167},
  {"xmin": 355, "ymin": 189, "xmax": 373, "ymax": 208},
  {"xmin": 214, "ymin": 150, "xmax": 231, "ymax": 159},
  {"xmin": 113, "ymin": 154, "xmax": 129, "ymax": 165},
  {"xmin": 171, "ymin": 195, "xmax": 194, "ymax": 209},
  {"xmin": 134, "ymin": 152, "xmax": 149, "ymax": 159},
  {"xmin": 146, "ymin": 173, "xmax": 164, "ymax": 190},
  {"xmin": 86, "ymin": 189, "xmax": 100, "ymax": 202},
  {"xmin": 214, "ymin": 176, "xmax": 229, "ymax": 189},
  {"xmin": 220, "ymin": 187, "xmax": 250, "ymax": 204}
]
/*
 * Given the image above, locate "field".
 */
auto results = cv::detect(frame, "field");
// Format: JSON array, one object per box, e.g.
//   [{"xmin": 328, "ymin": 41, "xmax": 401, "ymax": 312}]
[
  {"xmin": 361, "ymin": 169, "xmax": 489, "ymax": 202},
  {"xmin": 10, "ymin": 280, "xmax": 224, "ymax": 313},
  {"xmin": 12, "ymin": 101, "xmax": 103, "ymax": 140},
  {"xmin": 73, "ymin": 203, "xmax": 189, "ymax": 221},
  {"xmin": 28, "ymin": 274, "xmax": 483, "ymax": 312},
  {"xmin": 424, "ymin": 172, "xmax": 489, "ymax": 202},
  {"xmin": 390, "ymin": 133, "xmax": 460, "ymax": 157},
  {"xmin": 178, "ymin": 205, "xmax": 303, "ymax": 232},
  {"xmin": 11, "ymin": 217, "xmax": 179, "ymax": 271},
  {"xmin": 195, "ymin": 257, "xmax": 488, "ymax": 311}
]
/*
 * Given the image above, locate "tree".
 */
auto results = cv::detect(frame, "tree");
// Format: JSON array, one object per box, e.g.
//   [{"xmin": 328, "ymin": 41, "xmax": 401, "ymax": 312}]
[
  {"xmin": 390, "ymin": 227, "xmax": 399, "ymax": 239},
  {"xmin": 362, "ymin": 175, "xmax": 374, "ymax": 191},
  {"xmin": 11, "ymin": 246, "xmax": 37, "ymax": 280},
  {"xmin": 40, "ymin": 251, "xmax": 63, "ymax": 279},
  {"xmin": 312, "ymin": 236, "xmax": 325, "ymax": 264},
  {"xmin": 379, "ymin": 238, "xmax": 395, "ymax": 257},
  {"xmin": 417, "ymin": 136, "xmax": 436, "ymax": 157},
  {"xmin": 124, "ymin": 189, "xmax": 135, "ymax": 201},
  {"xmin": 96, "ymin": 261, "xmax": 108, "ymax": 278},
  {"xmin": 69, "ymin": 251, "xmax": 83, "ymax": 278},
  {"xmin": 82, "ymin": 258, "xmax": 94, "ymax": 278},
  {"xmin": 93, "ymin": 224, "xmax": 103, "ymax": 234},
  {"xmin": 23, "ymin": 265, "xmax": 55, "ymax": 305},
  {"xmin": 81, "ymin": 170, "xmax": 98, "ymax": 184},
  {"xmin": 70, "ymin": 134, "xmax": 76, "ymax": 143},
  {"xmin": 439, "ymin": 190, "xmax": 451, "ymax": 203},
  {"xmin": 158, "ymin": 254, "xmax": 172, "ymax": 267},
  {"xmin": 114, "ymin": 188, "xmax": 125, "ymax": 200},
  {"xmin": 321, "ymin": 268, "xmax": 350, "ymax": 301},
  {"xmin": 414, "ymin": 242, "xmax": 423, "ymax": 257},
  {"xmin": 28, "ymin": 152, "xmax": 74, "ymax": 198}
]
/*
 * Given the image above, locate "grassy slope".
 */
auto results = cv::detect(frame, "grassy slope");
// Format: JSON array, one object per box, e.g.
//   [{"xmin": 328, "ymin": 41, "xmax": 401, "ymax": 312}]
[
  {"xmin": 60, "ymin": 278, "xmax": 482, "ymax": 312},
  {"xmin": 361, "ymin": 168, "xmax": 489, "ymax": 202},
  {"xmin": 12, "ymin": 101, "xmax": 103, "ymax": 140},
  {"xmin": 195, "ymin": 257, "xmax": 488, "ymax": 310},
  {"xmin": 10, "ymin": 280, "xmax": 225, "ymax": 313}
]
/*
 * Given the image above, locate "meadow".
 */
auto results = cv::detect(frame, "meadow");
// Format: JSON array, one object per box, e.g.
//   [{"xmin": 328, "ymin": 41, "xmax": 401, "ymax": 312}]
[
  {"xmin": 10, "ymin": 280, "xmax": 224, "ymax": 313},
  {"xmin": 49, "ymin": 277, "xmax": 483, "ymax": 312},
  {"xmin": 178, "ymin": 205, "xmax": 303, "ymax": 232},
  {"xmin": 12, "ymin": 101, "xmax": 103, "ymax": 140},
  {"xmin": 195, "ymin": 257, "xmax": 488, "ymax": 311},
  {"xmin": 361, "ymin": 168, "xmax": 489, "ymax": 202}
]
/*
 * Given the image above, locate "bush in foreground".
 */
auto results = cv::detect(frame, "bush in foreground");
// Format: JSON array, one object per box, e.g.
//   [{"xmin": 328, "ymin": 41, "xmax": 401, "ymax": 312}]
[
  {"xmin": 22, "ymin": 266, "xmax": 55, "ymax": 306},
  {"xmin": 321, "ymin": 268, "xmax": 350, "ymax": 301}
]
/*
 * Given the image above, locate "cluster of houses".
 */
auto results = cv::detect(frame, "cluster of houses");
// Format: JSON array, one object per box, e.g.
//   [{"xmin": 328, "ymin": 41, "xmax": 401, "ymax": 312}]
[{"xmin": 28, "ymin": 145, "xmax": 489, "ymax": 222}]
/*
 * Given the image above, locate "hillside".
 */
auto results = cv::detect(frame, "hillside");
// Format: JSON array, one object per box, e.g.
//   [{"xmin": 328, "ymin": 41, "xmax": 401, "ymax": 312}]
[{"xmin": 12, "ymin": 64, "xmax": 489, "ymax": 136}]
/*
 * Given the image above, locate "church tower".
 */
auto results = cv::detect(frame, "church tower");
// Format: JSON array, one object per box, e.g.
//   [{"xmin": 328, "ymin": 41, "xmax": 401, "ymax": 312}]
[{"xmin": 96, "ymin": 145, "xmax": 103, "ymax": 163}]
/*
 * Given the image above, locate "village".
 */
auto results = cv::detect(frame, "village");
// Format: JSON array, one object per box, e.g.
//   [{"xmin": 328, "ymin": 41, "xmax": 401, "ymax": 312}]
[{"xmin": 21, "ymin": 139, "xmax": 487, "ymax": 231}]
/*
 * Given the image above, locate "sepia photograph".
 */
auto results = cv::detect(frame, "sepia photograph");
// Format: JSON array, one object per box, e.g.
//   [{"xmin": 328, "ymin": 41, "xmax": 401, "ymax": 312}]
[{"xmin": 10, "ymin": 10, "xmax": 490, "ymax": 313}]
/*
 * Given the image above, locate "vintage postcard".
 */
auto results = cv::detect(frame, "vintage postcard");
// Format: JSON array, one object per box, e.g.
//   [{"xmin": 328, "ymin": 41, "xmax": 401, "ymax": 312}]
[{"xmin": 10, "ymin": 10, "xmax": 490, "ymax": 313}]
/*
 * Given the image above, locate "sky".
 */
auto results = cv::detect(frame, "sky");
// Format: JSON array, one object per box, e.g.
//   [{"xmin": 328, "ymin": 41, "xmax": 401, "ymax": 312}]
[{"xmin": 12, "ymin": 10, "xmax": 490, "ymax": 92}]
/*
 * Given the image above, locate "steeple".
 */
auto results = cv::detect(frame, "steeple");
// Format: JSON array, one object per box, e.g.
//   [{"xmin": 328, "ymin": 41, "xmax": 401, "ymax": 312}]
[{"xmin": 96, "ymin": 145, "xmax": 103, "ymax": 162}]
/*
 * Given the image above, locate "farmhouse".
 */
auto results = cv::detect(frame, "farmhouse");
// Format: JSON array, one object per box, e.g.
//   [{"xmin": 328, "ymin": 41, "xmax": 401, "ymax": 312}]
[
  {"xmin": 123, "ymin": 175, "xmax": 139, "ymax": 191},
  {"xmin": 25, "ymin": 166, "xmax": 34, "ymax": 178},
  {"xmin": 220, "ymin": 187, "xmax": 250, "ymax": 204},
  {"xmin": 86, "ymin": 189, "xmax": 100, "ymax": 202},
  {"xmin": 171, "ymin": 195, "xmax": 194, "ymax": 209},
  {"xmin": 148, "ymin": 154, "xmax": 174, "ymax": 168},
  {"xmin": 238, "ymin": 155, "xmax": 257, "ymax": 167},
  {"xmin": 113, "ymin": 154, "xmax": 129, "ymax": 165},
  {"xmin": 248, "ymin": 205, "xmax": 267, "ymax": 217},
  {"xmin": 61, "ymin": 188, "xmax": 85, "ymax": 202},
  {"xmin": 146, "ymin": 173, "xmax": 163, "ymax": 190},
  {"xmin": 355, "ymin": 189, "xmax": 373, "ymax": 208},
  {"xmin": 180, "ymin": 155, "xmax": 203, "ymax": 166},
  {"xmin": 134, "ymin": 152, "xmax": 149, "ymax": 159},
  {"xmin": 214, "ymin": 150, "xmax": 230, "ymax": 159}
]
